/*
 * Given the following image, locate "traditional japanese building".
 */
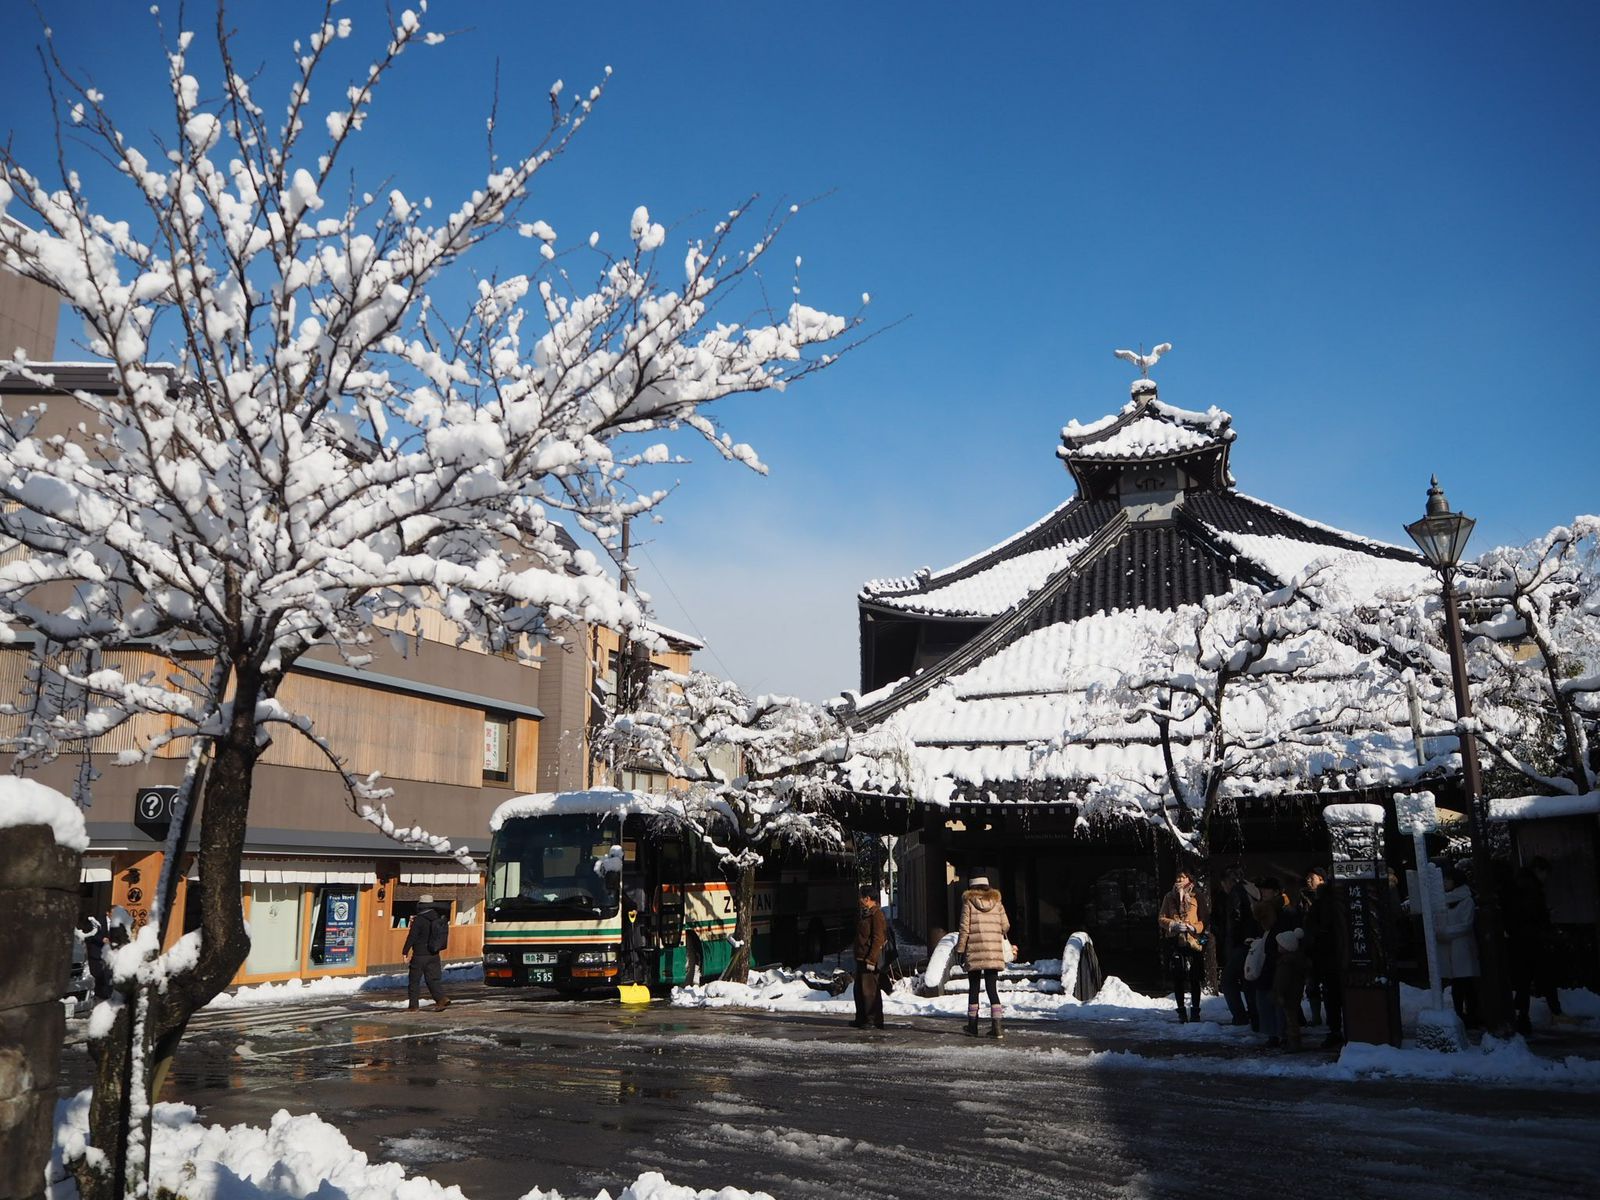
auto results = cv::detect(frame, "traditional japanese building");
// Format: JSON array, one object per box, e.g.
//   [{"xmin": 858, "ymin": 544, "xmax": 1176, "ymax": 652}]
[{"xmin": 847, "ymin": 357, "xmax": 1442, "ymax": 982}]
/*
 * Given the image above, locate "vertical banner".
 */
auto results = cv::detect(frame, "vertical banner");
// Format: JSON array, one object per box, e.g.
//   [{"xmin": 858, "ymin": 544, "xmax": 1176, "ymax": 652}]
[{"xmin": 323, "ymin": 889, "xmax": 359, "ymax": 966}]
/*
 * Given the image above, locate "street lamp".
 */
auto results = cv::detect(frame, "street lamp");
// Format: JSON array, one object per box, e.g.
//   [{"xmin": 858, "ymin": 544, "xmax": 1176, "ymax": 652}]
[{"xmin": 1404, "ymin": 476, "xmax": 1509, "ymax": 1032}]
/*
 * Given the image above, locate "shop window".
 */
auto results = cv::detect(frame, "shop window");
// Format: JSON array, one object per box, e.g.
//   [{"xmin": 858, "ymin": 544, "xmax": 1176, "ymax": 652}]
[
  {"xmin": 391, "ymin": 897, "xmax": 455, "ymax": 929},
  {"xmin": 246, "ymin": 884, "xmax": 303, "ymax": 975},
  {"xmin": 483, "ymin": 714, "xmax": 513, "ymax": 785}
]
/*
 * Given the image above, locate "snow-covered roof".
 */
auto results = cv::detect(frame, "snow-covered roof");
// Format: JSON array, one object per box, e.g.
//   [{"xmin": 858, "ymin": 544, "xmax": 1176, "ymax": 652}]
[
  {"xmin": 850, "ymin": 375, "xmax": 1437, "ymax": 809},
  {"xmin": 1488, "ymin": 791, "xmax": 1600, "ymax": 822},
  {"xmin": 644, "ymin": 620, "xmax": 705, "ymax": 652},
  {"xmin": 489, "ymin": 788, "xmax": 692, "ymax": 830}
]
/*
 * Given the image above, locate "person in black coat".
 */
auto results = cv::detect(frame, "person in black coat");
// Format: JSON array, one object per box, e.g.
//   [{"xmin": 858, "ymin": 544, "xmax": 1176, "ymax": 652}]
[
  {"xmin": 1508, "ymin": 857, "xmax": 1563, "ymax": 1034},
  {"xmin": 1216, "ymin": 867, "xmax": 1259, "ymax": 1028},
  {"xmin": 1302, "ymin": 867, "xmax": 1348, "ymax": 1049},
  {"xmin": 403, "ymin": 895, "xmax": 451, "ymax": 1011}
]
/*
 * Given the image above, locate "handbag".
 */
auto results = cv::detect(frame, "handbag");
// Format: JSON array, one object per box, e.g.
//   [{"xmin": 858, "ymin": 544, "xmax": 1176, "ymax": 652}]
[{"xmin": 1244, "ymin": 936, "xmax": 1266, "ymax": 983}]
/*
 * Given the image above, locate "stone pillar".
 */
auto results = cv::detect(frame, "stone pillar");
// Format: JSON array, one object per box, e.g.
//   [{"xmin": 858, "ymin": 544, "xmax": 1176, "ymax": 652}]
[
  {"xmin": 1323, "ymin": 803, "xmax": 1401, "ymax": 1048},
  {"xmin": 0, "ymin": 824, "xmax": 79, "ymax": 1200}
]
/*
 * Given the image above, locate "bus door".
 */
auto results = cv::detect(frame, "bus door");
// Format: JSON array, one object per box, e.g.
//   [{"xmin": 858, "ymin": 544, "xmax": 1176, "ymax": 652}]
[{"xmin": 654, "ymin": 836, "xmax": 686, "ymax": 952}]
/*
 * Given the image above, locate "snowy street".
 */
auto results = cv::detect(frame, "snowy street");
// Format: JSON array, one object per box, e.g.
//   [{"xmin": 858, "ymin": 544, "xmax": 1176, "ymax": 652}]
[{"xmin": 58, "ymin": 984, "xmax": 1600, "ymax": 1200}]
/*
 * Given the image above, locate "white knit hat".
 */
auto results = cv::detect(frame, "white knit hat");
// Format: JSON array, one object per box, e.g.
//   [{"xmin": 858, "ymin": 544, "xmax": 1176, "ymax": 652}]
[{"xmin": 968, "ymin": 875, "xmax": 990, "ymax": 889}]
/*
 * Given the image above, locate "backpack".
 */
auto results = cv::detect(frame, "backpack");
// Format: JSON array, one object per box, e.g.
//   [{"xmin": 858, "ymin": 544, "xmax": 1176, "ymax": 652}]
[{"xmin": 425, "ymin": 909, "xmax": 449, "ymax": 954}]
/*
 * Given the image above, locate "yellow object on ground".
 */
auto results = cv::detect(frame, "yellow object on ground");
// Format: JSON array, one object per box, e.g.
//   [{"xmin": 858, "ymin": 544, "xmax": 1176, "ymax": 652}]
[{"xmin": 617, "ymin": 984, "xmax": 652, "ymax": 1005}]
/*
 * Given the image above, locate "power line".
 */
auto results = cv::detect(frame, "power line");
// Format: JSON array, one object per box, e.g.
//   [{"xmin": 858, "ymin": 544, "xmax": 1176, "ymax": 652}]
[{"xmin": 635, "ymin": 542, "xmax": 740, "ymax": 684}]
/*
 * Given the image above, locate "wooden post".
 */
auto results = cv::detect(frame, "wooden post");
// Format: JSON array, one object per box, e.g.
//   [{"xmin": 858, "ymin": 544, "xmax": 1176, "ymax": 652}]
[{"xmin": 922, "ymin": 807, "xmax": 947, "ymax": 947}]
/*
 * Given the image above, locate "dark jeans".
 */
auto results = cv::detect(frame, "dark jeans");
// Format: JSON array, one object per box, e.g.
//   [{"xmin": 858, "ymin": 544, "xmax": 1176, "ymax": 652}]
[
  {"xmin": 1512, "ymin": 943, "xmax": 1563, "ymax": 1024},
  {"xmin": 1451, "ymin": 977, "xmax": 1480, "ymax": 1027},
  {"xmin": 1222, "ymin": 943, "xmax": 1257, "ymax": 1024},
  {"xmin": 408, "ymin": 953, "xmax": 444, "ymax": 1004},
  {"xmin": 1308, "ymin": 961, "xmax": 1343, "ymax": 1038},
  {"xmin": 1169, "ymin": 945, "xmax": 1203, "ymax": 1012},
  {"xmin": 854, "ymin": 966, "xmax": 884, "ymax": 1025},
  {"xmin": 967, "ymin": 968, "xmax": 1001, "ymax": 1011}
]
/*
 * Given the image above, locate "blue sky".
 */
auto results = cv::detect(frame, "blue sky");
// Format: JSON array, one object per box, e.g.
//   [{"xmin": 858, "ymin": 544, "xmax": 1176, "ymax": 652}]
[{"xmin": 5, "ymin": 2, "xmax": 1597, "ymax": 699}]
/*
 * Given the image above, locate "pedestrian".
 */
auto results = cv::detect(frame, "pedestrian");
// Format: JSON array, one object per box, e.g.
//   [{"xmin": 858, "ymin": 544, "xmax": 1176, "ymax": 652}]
[
  {"xmin": 851, "ymin": 885, "xmax": 888, "ymax": 1030},
  {"xmin": 1217, "ymin": 866, "xmax": 1260, "ymax": 1028},
  {"xmin": 1438, "ymin": 865, "xmax": 1481, "ymax": 1028},
  {"xmin": 621, "ymin": 887, "xmax": 648, "ymax": 986},
  {"xmin": 1302, "ymin": 867, "xmax": 1348, "ymax": 1049},
  {"xmin": 1268, "ymin": 887, "xmax": 1308, "ymax": 1051},
  {"xmin": 79, "ymin": 913, "xmax": 113, "ymax": 1003},
  {"xmin": 403, "ymin": 894, "xmax": 451, "ymax": 1011},
  {"xmin": 1158, "ymin": 868, "xmax": 1206, "ymax": 1024},
  {"xmin": 955, "ymin": 872, "xmax": 1011, "ymax": 1039},
  {"xmin": 1508, "ymin": 857, "xmax": 1564, "ymax": 1035},
  {"xmin": 1249, "ymin": 878, "xmax": 1285, "ymax": 1047}
]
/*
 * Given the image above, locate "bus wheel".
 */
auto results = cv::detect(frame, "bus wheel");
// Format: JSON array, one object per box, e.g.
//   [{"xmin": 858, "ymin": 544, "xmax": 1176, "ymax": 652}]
[
  {"xmin": 684, "ymin": 933, "xmax": 704, "ymax": 986},
  {"xmin": 803, "ymin": 920, "xmax": 826, "ymax": 966}
]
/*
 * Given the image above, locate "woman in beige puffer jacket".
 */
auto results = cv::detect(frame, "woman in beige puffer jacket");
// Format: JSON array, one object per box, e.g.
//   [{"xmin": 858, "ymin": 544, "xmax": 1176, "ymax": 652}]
[{"xmin": 954, "ymin": 876, "xmax": 1011, "ymax": 1039}]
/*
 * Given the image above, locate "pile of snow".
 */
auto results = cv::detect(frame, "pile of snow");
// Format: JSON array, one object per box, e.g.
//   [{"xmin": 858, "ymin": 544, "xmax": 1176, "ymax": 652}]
[
  {"xmin": 0, "ymin": 776, "xmax": 88, "ymax": 851},
  {"xmin": 673, "ymin": 966, "xmax": 1185, "ymax": 1026},
  {"xmin": 203, "ymin": 962, "xmax": 483, "ymax": 1009},
  {"xmin": 48, "ymin": 1092, "xmax": 773, "ymax": 1200}
]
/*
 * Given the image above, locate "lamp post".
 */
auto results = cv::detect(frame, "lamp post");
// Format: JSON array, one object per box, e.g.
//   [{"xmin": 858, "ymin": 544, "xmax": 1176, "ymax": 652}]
[{"xmin": 1404, "ymin": 476, "xmax": 1509, "ymax": 1032}]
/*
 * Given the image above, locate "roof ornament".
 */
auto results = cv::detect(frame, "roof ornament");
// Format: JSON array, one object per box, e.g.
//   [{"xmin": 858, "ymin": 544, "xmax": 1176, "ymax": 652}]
[
  {"xmin": 1113, "ymin": 341, "xmax": 1172, "ymax": 378},
  {"xmin": 1113, "ymin": 342, "xmax": 1172, "ymax": 402}
]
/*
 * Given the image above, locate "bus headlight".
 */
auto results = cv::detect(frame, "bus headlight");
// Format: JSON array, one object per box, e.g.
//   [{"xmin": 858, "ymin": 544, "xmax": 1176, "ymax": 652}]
[
  {"xmin": 483, "ymin": 952, "xmax": 509, "ymax": 965},
  {"xmin": 574, "ymin": 950, "xmax": 616, "ymax": 965}
]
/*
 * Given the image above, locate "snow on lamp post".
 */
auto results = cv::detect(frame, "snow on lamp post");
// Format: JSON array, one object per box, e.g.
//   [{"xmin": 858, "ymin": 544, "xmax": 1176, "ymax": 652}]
[{"xmin": 1404, "ymin": 476, "xmax": 1511, "ymax": 1033}]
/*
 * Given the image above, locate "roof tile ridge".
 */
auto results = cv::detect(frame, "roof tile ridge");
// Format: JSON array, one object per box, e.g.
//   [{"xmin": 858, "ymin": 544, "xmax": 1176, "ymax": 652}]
[
  {"xmin": 1225, "ymin": 491, "xmax": 1420, "ymax": 561},
  {"xmin": 859, "ymin": 494, "xmax": 1093, "ymax": 599},
  {"xmin": 1174, "ymin": 507, "xmax": 1284, "ymax": 592},
  {"xmin": 853, "ymin": 509, "xmax": 1133, "ymax": 726}
]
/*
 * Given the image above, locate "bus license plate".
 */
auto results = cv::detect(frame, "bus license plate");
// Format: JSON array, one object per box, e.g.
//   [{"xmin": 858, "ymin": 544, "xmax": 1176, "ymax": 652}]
[
  {"xmin": 523, "ymin": 952, "xmax": 556, "ymax": 965},
  {"xmin": 527, "ymin": 968, "xmax": 553, "ymax": 983}
]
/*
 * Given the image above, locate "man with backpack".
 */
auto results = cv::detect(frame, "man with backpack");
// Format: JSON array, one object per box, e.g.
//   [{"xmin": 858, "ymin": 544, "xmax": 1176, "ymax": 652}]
[{"xmin": 404, "ymin": 894, "xmax": 452, "ymax": 1011}]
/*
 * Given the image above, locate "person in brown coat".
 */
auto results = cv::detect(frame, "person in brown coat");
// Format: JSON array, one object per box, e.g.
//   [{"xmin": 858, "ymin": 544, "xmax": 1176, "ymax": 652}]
[
  {"xmin": 852, "ymin": 885, "xmax": 888, "ymax": 1030},
  {"xmin": 954, "ymin": 874, "xmax": 1011, "ymax": 1039},
  {"xmin": 1158, "ymin": 869, "xmax": 1205, "ymax": 1023}
]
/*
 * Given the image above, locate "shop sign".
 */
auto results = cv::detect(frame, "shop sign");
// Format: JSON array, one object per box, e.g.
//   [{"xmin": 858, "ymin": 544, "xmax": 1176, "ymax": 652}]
[
  {"xmin": 323, "ymin": 890, "xmax": 359, "ymax": 966},
  {"xmin": 134, "ymin": 786, "xmax": 178, "ymax": 840}
]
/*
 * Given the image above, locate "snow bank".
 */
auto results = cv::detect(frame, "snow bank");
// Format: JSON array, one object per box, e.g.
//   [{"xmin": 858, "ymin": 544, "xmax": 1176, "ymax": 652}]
[
  {"xmin": 48, "ymin": 1092, "xmax": 773, "ymax": 1200},
  {"xmin": 0, "ymin": 775, "xmax": 88, "ymax": 851},
  {"xmin": 203, "ymin": 962, "xmax": 483, "ymax": 1009},
  {"xmin": 1075, "ymin": 1035, "xmax": 1600, "ymax": 1089}
]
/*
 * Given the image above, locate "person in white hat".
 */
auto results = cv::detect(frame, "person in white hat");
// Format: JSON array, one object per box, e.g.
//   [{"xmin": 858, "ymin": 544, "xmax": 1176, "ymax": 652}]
[{"xmin": 403, "ymin": 894, "xmax": 451, "ymax": 1011}]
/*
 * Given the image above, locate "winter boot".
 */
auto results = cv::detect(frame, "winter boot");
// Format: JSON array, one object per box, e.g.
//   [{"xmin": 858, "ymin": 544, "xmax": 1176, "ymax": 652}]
[
  {"xmin": 434, "ymin": 996, "xmax": 451, "ymax": 1012},
  {"xmin": 1189, "ymin": 1002, "xmax": 1200, "ymax": 1024},
  {"xmin": 988, "ymin": 1006, "xmax": 1005, "ymax": 1040},
  {"xmin": 964, "ymin": 1005, "xmax": 980, "ymax": 1037},
  {"xmin": 1176, "ymin": 999, "xmax": 1189, "ymax": 1024},
  {"xmin": 406, "ymin": 1002, "xmax": 420, "ymax": 1011}
]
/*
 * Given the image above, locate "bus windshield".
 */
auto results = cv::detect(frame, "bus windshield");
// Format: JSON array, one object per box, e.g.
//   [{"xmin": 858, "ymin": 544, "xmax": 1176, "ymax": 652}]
[{"xmin": 487, "ymin": 814, "xmax": 621, "ymax": 920}]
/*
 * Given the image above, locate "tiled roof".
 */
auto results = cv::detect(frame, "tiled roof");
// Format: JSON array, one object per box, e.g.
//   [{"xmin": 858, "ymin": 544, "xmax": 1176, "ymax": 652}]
[{"xmin": 851, "ymin": 387, "xmax": 1434, "ymax": 808}]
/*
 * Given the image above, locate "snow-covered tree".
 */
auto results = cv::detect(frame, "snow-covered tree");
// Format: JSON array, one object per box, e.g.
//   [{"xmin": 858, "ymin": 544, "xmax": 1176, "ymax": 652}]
[
  {"xmin": 594, "ymin": 669, "xmax": 904, "ymax": 982},
  {"xmin": 1464, "ymin": 519, "xmax": 1600, "ymax": 799},
  {"xmin": 1354, "ymin": 517, "xmax": 1600, "ymax": 803},
  {"xmin": 0, "ymin": 8, "xmax": 860, "ymax": 1197},
  {"xmin": 1054, "ymin": 574, "xmax": 1413, "ymax": 872}
]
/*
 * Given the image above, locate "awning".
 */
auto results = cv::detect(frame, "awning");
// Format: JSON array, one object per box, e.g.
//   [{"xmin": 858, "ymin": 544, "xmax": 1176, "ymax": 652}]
[
  {"xmin": 399, "ymin": 870, "xmax": 480, "ymax": 885},
  {"xmin": 80, "ymin": 857, "xmax": 113, "ymax": 884},
  {"xmin": 186, "ymin": 858, "xmax": 378, "ymax": 885}
]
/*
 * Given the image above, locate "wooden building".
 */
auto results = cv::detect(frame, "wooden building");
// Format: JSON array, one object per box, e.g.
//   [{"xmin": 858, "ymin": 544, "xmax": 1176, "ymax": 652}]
[{"xmin": 846, "ymin": 368, "xmax": 1444, "ymax": 984}]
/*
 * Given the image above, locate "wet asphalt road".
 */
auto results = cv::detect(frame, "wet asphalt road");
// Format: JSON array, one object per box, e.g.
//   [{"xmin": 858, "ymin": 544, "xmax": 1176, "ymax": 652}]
[{"xmin": 62, "ymin": 984, "xmax": 1600, "ymax": 1200}]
